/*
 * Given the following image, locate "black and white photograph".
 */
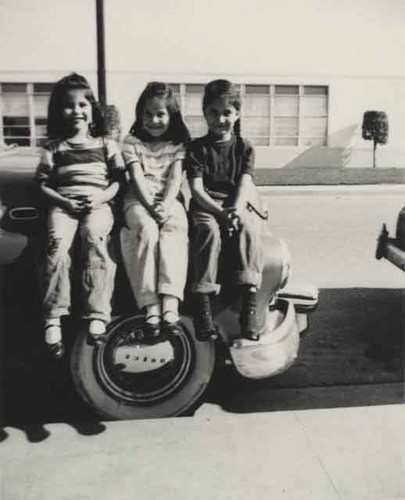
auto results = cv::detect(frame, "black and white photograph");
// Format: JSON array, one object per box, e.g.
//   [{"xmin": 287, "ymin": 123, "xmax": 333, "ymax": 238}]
[{"xmin": 0, "ymin": 0, "xmax": 404, "ymax": 498}]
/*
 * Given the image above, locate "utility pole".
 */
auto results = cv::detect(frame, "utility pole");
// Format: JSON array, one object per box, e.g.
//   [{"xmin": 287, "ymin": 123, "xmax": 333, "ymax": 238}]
[
  {"xmin": 96, "ymin": 0, "xmax": 106, "ymax": 107},
  {"xmin": 95, "ymin": 0, "xmax": 121, "ymax": 140}
]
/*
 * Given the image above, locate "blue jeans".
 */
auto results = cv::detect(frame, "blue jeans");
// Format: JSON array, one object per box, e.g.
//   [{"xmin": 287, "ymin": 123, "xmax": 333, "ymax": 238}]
[
  {"xmin": 189, "ymin": 203, "xmax": 264, "ymax": 294},
  {"xmin": 40, "ymin": 204, "xmax": 116, "ymax": 322}
]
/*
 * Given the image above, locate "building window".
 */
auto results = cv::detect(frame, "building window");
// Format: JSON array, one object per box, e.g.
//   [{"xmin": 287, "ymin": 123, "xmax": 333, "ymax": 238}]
[
  {"xmin": 0, "ymin": 82, "xmax": 53, "ymax": 147},
  {"xmin": 170, "ymin": 82, "xmax": 328, "ymax": 146},
  {"xmin": 300, "ymin": 86, "xmax": 328, "ymax": 146},
  {"xmin": 244, "ymin": 85, "xmax": 270, "ymax": 146},
  {"xmin": 171, "ymin": 83, "xmax": 207, "ymax": 138}
]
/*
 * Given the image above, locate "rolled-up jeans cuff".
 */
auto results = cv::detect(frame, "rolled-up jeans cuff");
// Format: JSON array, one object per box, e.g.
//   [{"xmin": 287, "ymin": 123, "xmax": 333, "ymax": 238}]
[
  {"xmin": 232, "ymin": 270, "xmax": 262, "ymax": 288},
  {"xmin": 135, "ymin": 292, "xmax": 159, "ymax": 310},
  {"xmin": 83, "ymin": 312, "xmax": 111, "ymax": 323},
  {"xmin": 159, "ymin": 284, "xmax": 184, "ymax": 302},
  {"xmin": 44, "ymin": 309, "xmax": 69, "ymax": 321},
  {"xmin": 192, "ymin": 282, "xmax": 221, "ymax": 295}
]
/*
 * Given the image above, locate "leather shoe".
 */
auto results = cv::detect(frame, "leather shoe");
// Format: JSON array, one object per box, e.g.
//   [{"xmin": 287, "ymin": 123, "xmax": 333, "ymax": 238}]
[
  {"xmin": 144, "ymin": 315, "xmax": 161, "ymax": 339},
  {"xmin": 88, "ymin": 332, "xmax": 108, "ymax": 346},
  {"xmin": 162, "ymin": 320, "xmax": 182, "ymax": 337},
  {"xmin": 46, "ymin": 341, "xmax": 65, "ymax": 360}
]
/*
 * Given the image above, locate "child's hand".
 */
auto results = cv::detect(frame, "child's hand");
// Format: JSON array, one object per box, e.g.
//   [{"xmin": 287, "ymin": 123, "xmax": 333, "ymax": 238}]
[
  {"xmin": 152, "ymin": 202, "xmax": 169, "ymax": 225},
  {"xmin": 219, "ymin": 208, "xmax": 236, "ymax": 234},
  {"xmin": 62, "ymin": 198, "xmax": 86, "ymax": 215},
  {"xmin": 82, "ymin": 192, "xmax": 106, "ymax": 210},
  {"xmin": 221, "ymin": 208, "xmax": 242, "ymax": 236}
]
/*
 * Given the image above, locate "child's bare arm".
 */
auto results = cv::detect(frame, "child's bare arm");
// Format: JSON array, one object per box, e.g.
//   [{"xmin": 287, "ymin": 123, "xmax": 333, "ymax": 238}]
[
  {"xmin": 127, "ymin": 161, "xmax": 154, "ymax": 212},
  {"xmin": 232, "ymin": 173, "xmax": 252, "ymax": 217},
  {"xmin": 161, "ymin": 160, "xmax": 183, "ymax": 209},
  {"xmin": 189, "ymin": 177, "xmax": 234, "ymax": 230},
  {"xmin": 189, "ymin": 177, "xmax": 223, "ymax": 216}
]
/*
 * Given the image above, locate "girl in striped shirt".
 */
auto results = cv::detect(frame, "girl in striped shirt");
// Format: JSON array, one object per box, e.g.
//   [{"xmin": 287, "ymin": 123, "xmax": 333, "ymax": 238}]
[{"xmin": 36, "ymin": 73, "xmax": 124, "ymax": 359}]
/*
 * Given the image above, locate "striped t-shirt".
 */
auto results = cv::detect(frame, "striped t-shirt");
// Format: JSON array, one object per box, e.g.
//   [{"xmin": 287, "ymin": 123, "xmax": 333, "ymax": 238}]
[
  {"xmin": 35, "ymin": 137, "xmax": 124, "ymax": 197},
  {"xmin": 122, "ymin": 135, "xmax": 186, "ymax": 207}
]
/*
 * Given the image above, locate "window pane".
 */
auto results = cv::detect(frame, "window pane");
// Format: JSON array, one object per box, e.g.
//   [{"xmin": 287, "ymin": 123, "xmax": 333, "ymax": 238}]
[
  {"xmin": 274, "ymin": 96, "xmax": 299, "ymax": 116},
  {"xmin": 35, "ymin": 117, "xmax": 47, "ymax": 125},
  {"xmin": 301, "ymin": 96, "xmax": 327, "ymax": 116},
  {"xmin": 304, "ymin": 86, "xmax": 328, "ymax": 96},
  {"xmin": 242, "ymin": 117, "xmax": 269, "ymax": 136},
  {"xmin": 33, "ymin": 83, "xmax": 54, "ymax": 93},
  {"xmin": 185, "ymin": 116, "xmax": 207, "ymax": 137},
  {"xmin": 245, "ymin": 85, "xmax": 269, "ymax": 95},
  {"xmin": 273, "ymin": 117, "xmax": 298, "ymax": 137},
  {"xmin": 2, "ymin": 83, "xmax": 26, "ymax": 93},
  {"xmin": 274, "ymin": 137, "xmax": 298, "ymax": 145},
  {"xmin": 3, "ymin": 116, "xmax": 29, "ymax": 126},
  {"xmin": 35, "ymin": 124, "xmax": 47, "ymax": 137},
  {"xmin": 2, "ymin": 93, "xmax": 29, "ymax": 116},
  {"xmin": 185, "ymin": 84, "xmax": 205, "ymax": 94},
  {"xmin": 301, "ymin": 117, "xmax": 327, "ymax": 137},
  {"xmin": 185, "ymin": 93, "xmax": 203, "ymax": 114},
  {"xmin": 301, "ymin": 137, "xmax": 327, "ymax": 146},
  {"xmin": 243, "ymin": 95, "xmax": 270, "ymax": 117},
  {"xmin": 275, "ymin": 85, "xmax": 298, "ymax": 95},
  {"xmin": 249, "ymin": 137, "xmax": 269, "ymax": 146},
  {"xmin": 169, "ymin": 83, "xmax": 180, "ymax": 94},
  {"xmin": 4, "ymin": 126, "xmax": 30, "ymax": 137},
  {"xmin": 5, "ymin": 137, "xmax": 30, "ymax": 146},
  {"xmin": 34, "ymin": 94, "xmax": 50, "ymax": 117}
]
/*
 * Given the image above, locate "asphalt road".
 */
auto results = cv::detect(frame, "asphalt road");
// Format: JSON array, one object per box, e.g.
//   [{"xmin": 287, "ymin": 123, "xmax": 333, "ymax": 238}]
[{"xmin": 260, "ymin": 185, "xmax": 405, "ymax": 288}]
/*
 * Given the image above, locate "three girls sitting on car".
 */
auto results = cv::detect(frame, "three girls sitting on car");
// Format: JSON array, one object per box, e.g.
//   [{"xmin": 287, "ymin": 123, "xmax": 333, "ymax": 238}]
[{"xmin": 36, "ymin": 74, "xmax": 264, "ymax": 359}]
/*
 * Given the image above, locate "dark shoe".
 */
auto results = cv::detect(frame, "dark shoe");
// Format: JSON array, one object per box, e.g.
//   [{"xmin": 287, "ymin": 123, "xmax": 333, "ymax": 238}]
[
  {"xmin": 162, "ymin": 320, "xmax": 183, "ymax": 337},
  {"xmin": 240, "ymin": 288, "xmax": 260, "ymax": 341},
  {"xmin": 144, "ymin": 315, "xmax": 161, "ymax": 339},
  {"xmin": 46, "ymin": 341, "xmax": 65, "ymax": 360},
  {"xmin": 161, "ymin": 311, "xmax": 182, "ymax": 337},
  {"xmin": 88, "ymin": 332, "xmax": 109, "ymax": 346},
  {"xmin": 194, "ymin": 294, "xmax": 218, "ymax": 342}
]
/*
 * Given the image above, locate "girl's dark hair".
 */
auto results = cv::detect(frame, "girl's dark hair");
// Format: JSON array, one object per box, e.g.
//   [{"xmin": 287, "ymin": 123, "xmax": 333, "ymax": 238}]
[
  {"xmin": 47, "ymin": 72, "xmax": 106, "ymax": 139},
  {"xmin": 129, "ymin": 82, "xmax": 190, "ymax": 144},
  {"xmin": 203, "ymin": 79, "xmax": 241, "ymax": 136}
]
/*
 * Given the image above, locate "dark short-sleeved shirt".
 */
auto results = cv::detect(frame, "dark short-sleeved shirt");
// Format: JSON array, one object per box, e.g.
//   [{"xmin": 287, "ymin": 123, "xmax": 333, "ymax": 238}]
[{"xmin": 186, "ymin": 134, "xmax": 255, "ymax": 201}]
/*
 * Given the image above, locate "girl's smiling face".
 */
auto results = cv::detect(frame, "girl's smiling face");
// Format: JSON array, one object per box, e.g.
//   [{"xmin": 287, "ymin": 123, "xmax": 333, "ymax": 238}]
[
  {"xmin": 142, "ymin": 97, "xmax": 170, "ymax": 139},
  {"xmin": 62, "ymin": 89, "xmax": 93, "ymax": 136},
  {"xmin": 204, "ymin": 98, "xmax": 239, "ymax": 140}
]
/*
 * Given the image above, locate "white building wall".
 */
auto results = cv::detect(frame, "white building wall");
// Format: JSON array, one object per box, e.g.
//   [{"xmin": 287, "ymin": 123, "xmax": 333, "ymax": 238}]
[
  {"xmin": 1, "ymin": 0, "xmax": 405, "ymax": 168},
  {"xmin": 108, "ymin": 72, "xmax": 405, "ymax": 168}
]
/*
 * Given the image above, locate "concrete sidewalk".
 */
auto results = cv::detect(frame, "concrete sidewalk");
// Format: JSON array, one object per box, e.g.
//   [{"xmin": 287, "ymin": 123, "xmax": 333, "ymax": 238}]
[{"xmin": 1, "ymin": 403, "xmax": 404, "ymax": 500}]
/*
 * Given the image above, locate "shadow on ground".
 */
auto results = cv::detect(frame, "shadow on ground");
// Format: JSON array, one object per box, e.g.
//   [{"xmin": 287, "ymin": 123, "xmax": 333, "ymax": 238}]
[
  {"xmin": 206, "ymin": 288, "xmax": 404, "ymax": 413},
  {"xmin": 2, "ymin": 282, "xmax": 403, "ymax": 439}
]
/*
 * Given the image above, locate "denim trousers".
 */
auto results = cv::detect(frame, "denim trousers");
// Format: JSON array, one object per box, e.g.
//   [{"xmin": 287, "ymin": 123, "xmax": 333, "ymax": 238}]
[
  {"xmin": 40, "ymin": 203, "xmax": 116, "ymax": 322},
  {"xmin": 120, "ymin": 200, "xmax": 189, "ymax": 309},
  {"xmin": 189, "ymin": 204, "xmax": 264, "ymax": 294}
]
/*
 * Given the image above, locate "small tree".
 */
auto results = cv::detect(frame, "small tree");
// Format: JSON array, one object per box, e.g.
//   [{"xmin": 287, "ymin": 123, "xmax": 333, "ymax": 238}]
[
  {"xmin": 103, "ymin": 104, "xmax": 121, "ymax": 141},
  {"xmin": 362, "ymin": 110, "xmax": 389, "ymax": 168}
]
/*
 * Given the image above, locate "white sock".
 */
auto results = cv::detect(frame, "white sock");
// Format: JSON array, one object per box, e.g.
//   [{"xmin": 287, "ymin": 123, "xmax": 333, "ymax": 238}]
[
  {"xmin": 89, "ymin": 319, "xmax": 106, "ymax": 335},
  {"xmin": 145, "ymin": 303, "xmax": 162, "ymax": 324},
  {"xmin": 162, "ymin": 295, "xmax": 179, "ymax": 323},
  {"xmin": 45, "ymin": 323, "xmax": 62, "ymax": 344}
]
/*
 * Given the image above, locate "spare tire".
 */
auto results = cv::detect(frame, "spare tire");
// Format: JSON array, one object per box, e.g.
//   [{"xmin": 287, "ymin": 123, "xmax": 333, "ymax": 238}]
[{"xmin": 70, "ymin": 314, "xmax": 216, "ymax": 420}]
